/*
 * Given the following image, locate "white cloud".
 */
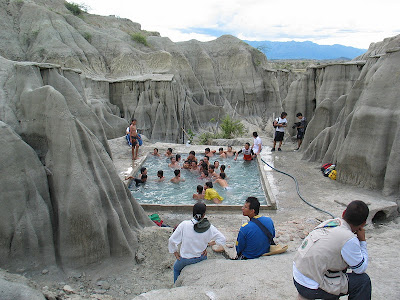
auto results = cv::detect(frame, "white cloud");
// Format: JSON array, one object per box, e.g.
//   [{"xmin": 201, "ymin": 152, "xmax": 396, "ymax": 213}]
[{"xmin": 83, "ymin": 0, "xmax": 400, "ymax": 48}]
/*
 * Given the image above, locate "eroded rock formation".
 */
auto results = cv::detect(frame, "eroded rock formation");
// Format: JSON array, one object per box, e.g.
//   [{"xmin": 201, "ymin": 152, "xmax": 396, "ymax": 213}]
[{"xmin": 282, "ymin": 35, "xmax": 400, "ymax": 198}]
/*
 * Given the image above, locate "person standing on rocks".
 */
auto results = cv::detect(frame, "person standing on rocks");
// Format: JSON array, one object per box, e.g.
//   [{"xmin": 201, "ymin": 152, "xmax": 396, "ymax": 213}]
[
  {"xmin": 129, "ymin": 119, "xmax": 140, "ymax": 160},
  {"xmin": 236, "ymin": 197, "xmax": 275, "ymax": 259},
  {"xmin": 293, "ymin": 200, "xmax": 371, "ymax": 299},
  {"xmin": 293, "ymin": 112, "xmax": 307, "ymax": 151},
  {"xmin": 168, "ymin": 203, "xmax": 226, "ymax": 283},
  {"xmin": 272, "ymin": 112, "xmax": 288, "ymax": 151}
]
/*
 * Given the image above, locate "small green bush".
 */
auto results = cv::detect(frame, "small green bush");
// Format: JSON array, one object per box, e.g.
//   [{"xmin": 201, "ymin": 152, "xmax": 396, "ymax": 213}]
[
  {"xmin": 83, "ymin": 32, "xmax": 92, "ymax": 43},
  {"xmin": 199, "ymin": 132, "xmax": 214, "ymax": 145},
  {"xmin": 130, "ymin": 32, "xmax": 149, "ymax": 47},
  {"xmin": 65, "ymin": 2, "xmax": 86, "ymax": 16},
  {"xmin": 219, "ymin": 115, "xmax": 245, "ymax": 139}
]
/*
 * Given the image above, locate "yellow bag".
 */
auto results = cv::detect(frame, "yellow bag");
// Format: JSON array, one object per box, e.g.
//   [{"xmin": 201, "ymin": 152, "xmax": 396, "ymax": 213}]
[{"xmin": 329, "ymin": 170, "xmax": 337, "ymax": 180}]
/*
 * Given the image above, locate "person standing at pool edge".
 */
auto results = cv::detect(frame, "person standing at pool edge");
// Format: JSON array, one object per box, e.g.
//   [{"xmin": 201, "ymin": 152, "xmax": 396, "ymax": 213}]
[
  {"xmin": 129, "ymin": 119, "xmax": 140, "ymax": 160},
  {"xmin": 252, "ymin": 132, "xmax": 262, "ymax": 156},
  {"xmin": 272, "ymin": 112, "xmax": 287, "ymax": 152},
  {"xmin": 168, "ymin": 203, "xmax": 226, "ymax": 283}
]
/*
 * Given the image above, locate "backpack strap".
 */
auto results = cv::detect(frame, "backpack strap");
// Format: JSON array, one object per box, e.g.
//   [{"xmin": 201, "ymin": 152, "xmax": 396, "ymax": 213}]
[{"xmin": 250, "ymin": 218, "xmax": 276, "ymax": 245}]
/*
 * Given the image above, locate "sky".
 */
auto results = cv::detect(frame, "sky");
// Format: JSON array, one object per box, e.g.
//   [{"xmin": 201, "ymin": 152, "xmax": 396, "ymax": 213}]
[{"xmin": 81, "ymin": 0, "xmax": 400, "ymax": 49}]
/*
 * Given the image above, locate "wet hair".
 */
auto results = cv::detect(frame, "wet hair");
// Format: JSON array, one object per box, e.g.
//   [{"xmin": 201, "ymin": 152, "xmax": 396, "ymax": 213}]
[
  {"xmin": 201, "ymin": 162, "xmax": 208, "ymax": 170},
  {"xmin": 140, "ymin": 167, "xmax": 147, "ymax": 174},
  {"xmin": 154, "ymin": 148, "xmax": 159, "ymax": 152},
  {"xmin": 220, "ymin": 172, "xmax": 226, "ymax": 179},
  {"xmin": 281, "ymin": 111, "xmax": 288, "ymax": 118},
  {"xmin": 228, "ymin": 145, "xmax": 232, "ymax": 149},
  {"xmin": 245, "ymin": 142, "xmax": 250, "ymax": 146},
  {"xmin": 157, "ymin": 170, "xmax": 163, "ymax": 177},
  {"xmin": 214, "ymin": 160, "xmax": 219, "ymax": 166},
  {"xmin": 189, "ymin": 150, "xmax": 196, "ymax": 156},
  {"xmin": 220, "ymin": 165, "xmax": 226, "ymax": 172},
  {"xmin": 205, "ymin": 147, "xmax": 210, "ymax": 153},
  {"xmin": 176, "ymin": 154, "xmax": 181, "ymax": 161},
  {"xmin": 246, "ymin": 197, "xmax": 260, "ymax": 215},
  {"xmin": 170, "ymin": 156, "xmax": 175, "ymax": 161},
  {"xmin": 205, "ymin": 181, "xmax": 213, "ymax": 188},
  {"xmin": 197, "ymin": 185, "xmax": 203, "ymax": 194},
  {"xmin": 203, "ymin": 156, "xmax": 209, "ymax": 161},
  {"xmin": 202, "ymin": 170, "xmax": 209, "ymax": 177},
  {"xmin": 343, "ymin": 200, "xmax": 369, "ymax": 226},
  {"xmin": 219, "ymin": 147, "xmax": 223, "ymax": 151},
  {"xmin": 174, "ymin": 169, "xmax": 180, "ymax": 176},
  {"xmin": 184, "ymin": 160, "xmax": 190, "ymax": 164},
  {"xmin": 296, "ymin": 112, "xmax": 303, "ymax": 117},
  {"xmin": 141, "ymin": 174, "xmax": 147, "ymax": 180},
  {"xmin": 253, "ymin": 132, "xmax": 258, "ymax": 137},
  {"xmin": 193, "ymin": 202, "xmax": 206, "ymax": 221},
  {"xmin": 209, "ymin": 165, "xmax": 215, "ymax": 170},
  {"xmin": 167, "ymin": 148, "xmax": 173, "ymax": 153}
]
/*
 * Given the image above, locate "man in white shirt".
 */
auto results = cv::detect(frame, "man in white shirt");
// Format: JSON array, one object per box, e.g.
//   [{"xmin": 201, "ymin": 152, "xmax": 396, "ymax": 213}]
[
  {"xmin": 293, "ymin": 200, "xmax": 371, "ymax": 299},
  {"xmin": 272, "ymin": 112, "xmax": 287, "ymax": 152},
  {"xmin": 252, "ymin": 132, "xmax": 262, "ymax": 155}
]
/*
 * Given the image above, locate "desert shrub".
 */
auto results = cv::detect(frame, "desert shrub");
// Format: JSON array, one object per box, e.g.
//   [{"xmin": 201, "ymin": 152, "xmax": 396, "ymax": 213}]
[
  {"xmin": 83, "ymin": 32, "xmax": 92, "ymax": 43},
  {"xmin": 219, "ymin": 115, "xmax": 245, "ymax": 139},
  {"xmin": 130, "ymin": 32, "xmax": 149, "ymax": 46},
  {"xmin": 65, "ymin": 2, "xmax": 86, "ymax": 16}
]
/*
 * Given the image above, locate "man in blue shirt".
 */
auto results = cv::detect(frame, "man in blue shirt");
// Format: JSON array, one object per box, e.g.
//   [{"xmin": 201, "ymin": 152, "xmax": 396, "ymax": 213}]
[{"xmin": 236, "ymin": 197, "xmax": 275, "ymax": 259}]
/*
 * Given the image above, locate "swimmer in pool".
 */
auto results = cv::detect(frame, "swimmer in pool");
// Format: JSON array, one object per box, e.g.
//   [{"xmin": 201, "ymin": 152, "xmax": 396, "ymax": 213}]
[
  {"xmin": 218, "ymin": 148, "xmax": 227, "ymax": 158},
  {"xmin": 199, "ymin": 169, "xmax": 209, "ymax": 179},
  {"xmin": 213, "ymin": 160, "xmax": 220, "ymax": 170},
  {"xmin": 187, "ymin": 150, "xmax": 198, "ymax": 163},
  {"xmin": 152, "ymin": 148, "xmax": 161, "ymax": 157},
  {"xmin": 214, "ymin": 172, "xmax": 229, "ymax": 189},
  {"xmin": 225, "ymin": 145, "xmax": 236, "ymax": 157},
  {"xmin": 182, "ymin": 160, "xmax": 191, "ymax": 169},
  {"xmin": 203, "ymin": 156, "xmax": 210, "ymax": 167},
  {"xmin": 208, "ymin": 165, "xmax": 219, "ymax": 179},
  {"xmin": 138, "ymin": 167, "xmax": 147, "ymax": 179},
  {"xmin": 205, "ymin": 147, "xmax": 216, "ymax": 157},
  {"xmin": 190, "ymin": 161, "xmax": 199, "ymax": 172},
  {"xmin": 156, "ymin": 170, "xmax": 165, "ymax": 182},
  {"xmin": 168, "ymin": 156, "xmax": 180, "ymax": 169},
  {"xmin": 192, "ymin": 185, "xmax": 205, "ymax": 200},
  {"xmin": 203, "ymin": 181, "xmax": 223, "ymax": 204},
  {"xmin": 170, "ymin": 169, "xmax": 185, "ymax": 183},
  {"xmin": 165, "ymin": 147, "xmax": 173, "ymax": 158}
]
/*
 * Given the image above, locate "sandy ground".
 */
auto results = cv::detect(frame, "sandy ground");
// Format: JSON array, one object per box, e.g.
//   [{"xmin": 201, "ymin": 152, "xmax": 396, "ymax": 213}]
[{"xmin": 13, "ymin": 136, "xmax": 399, "ymax": 300}]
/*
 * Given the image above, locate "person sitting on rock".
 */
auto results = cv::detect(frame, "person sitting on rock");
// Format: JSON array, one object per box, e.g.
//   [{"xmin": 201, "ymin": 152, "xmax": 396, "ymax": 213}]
[
  {"xmin": 168, "ymin": 203, "xmax": 226, "ymax": 283},
  {"xmin": 203, "ymin": 181, "xmax": 223, "ymax": 204},
  {"xmin": 170, "ymin": 169, "xmax": 185, "ymax": 183},
  {"xmin": 236, "ymin": 197, "xmax": 275, "ymax": 259}
]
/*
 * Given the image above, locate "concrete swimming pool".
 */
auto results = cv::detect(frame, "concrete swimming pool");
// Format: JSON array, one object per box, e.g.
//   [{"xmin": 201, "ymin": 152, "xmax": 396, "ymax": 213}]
[{"xmin": 128, "ymin": 153, "xmax": 276, "ymax": 210}]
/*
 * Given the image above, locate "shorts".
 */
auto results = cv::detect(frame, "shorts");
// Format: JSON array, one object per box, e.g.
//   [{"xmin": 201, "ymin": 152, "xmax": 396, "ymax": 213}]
[
  {"xmin": 274, "ymin": 131, "xmax": 285, "ymax": 142},
  {"xmin": 132, "ymin": 139, "xmax": 138, "ymax": 147},
  {"xmin": 297, "ymin": 132, "xmax": 304, "ymax": 140}
]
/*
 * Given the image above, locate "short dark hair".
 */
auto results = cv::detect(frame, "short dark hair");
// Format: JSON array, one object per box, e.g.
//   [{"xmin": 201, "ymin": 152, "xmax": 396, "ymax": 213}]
[
  {"xmin": 220, "ymin": 172, "xmax": 226, "ymax": 179},
  {"xmin": 141, "ymin": 174, "xmax": 147, "ymax": 180},
  {"xmin": 131, "ymin": 118, "xmax": 136, "ymax": 122},
  {"xmin": 157, "ymin": 170, "xmax": 163, "ymax": 177},
  {"xmin": 154, "ymin": 148, "xmax": 158, "ymax": 152},
  {"xmin": 203, "ymin": 156, "xmax": 209, "ymax": 161},
  {"xmin": 220, "ymin": 165, "xmax": 226, "ymax": 171},
  {"xmin": 246, "ymin": 197, "xmax": 260, "ymax": 215},
  {"xmin": 245, "ymin": 142, "xmax": 250, "ymax": 146},
  {"xmin": 201, "ymin": 162, "xmax": 208, "ymax": 170},
  {"xmin": 202, "ymin": 170, "xmax": 209, "ymax": 176},
  {"xmin": 167, "ymin": 148, "xmax": 173, "ymax": 153},
  {"xmin": 176, "ymin": 154, "xmax": 181, "ymax": 160},
  {"xmin": 193, "ymin": 202, "xmax": 206, "ymax": 220},
  {"xmin": 205, "ymin": 147, "xmax": 210, "ymax": 152},
  {"xmin": 209, "ymin": 165, "xmax": 215, "ymax": 170},
  {"xmin": 281, "ymin": 112, "xmax": 287, "ymax": 118},
  {"xmin": 205, "ymin": 181, "xmax": 213, "ymax": 188},
  {"xmin": 189, "ymin": 150, "xmax": 196, "ymax": 155},
  {"xmin": 343, "ymin": 200, "xmax": 369, "ymax": 226},
  {"xmin": 219, "ymin": 147, "xmax": 223, "ymax": 151},
  {"xmin": 174, "ymin": 169, "xmax": 180, "ymax": 176},
  {"xmin": 253, "ymin": 132, "xmax": 258, "ymax": 137},
  {"xmin": 197, "ymin": 185, "xmax": 203, "ymax": 194},
  {"xmin": 296, "ymin": 112, "xmax": 303, "ymax": 117},
  {"xmin": 140, "ymin": 167, "xmax": 147, "ymax": 174}
]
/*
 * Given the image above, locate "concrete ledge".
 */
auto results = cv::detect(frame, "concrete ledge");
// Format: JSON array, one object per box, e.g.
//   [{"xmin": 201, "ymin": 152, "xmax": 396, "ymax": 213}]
[{"xmin": 141, "ymin": 204, "xmax": 275, "ymax": 212}]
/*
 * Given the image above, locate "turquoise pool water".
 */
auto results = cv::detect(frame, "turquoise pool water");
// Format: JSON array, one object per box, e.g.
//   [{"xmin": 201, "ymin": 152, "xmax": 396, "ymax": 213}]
[{"xmin": 129, "ymin": 154, "xmax": 267, "ymax": 205}]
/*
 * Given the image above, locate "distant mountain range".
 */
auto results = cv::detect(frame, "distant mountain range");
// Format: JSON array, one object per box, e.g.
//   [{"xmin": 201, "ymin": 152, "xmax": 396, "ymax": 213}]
[{"xmin": 243, "ymin": 40, "xmax": 367, "ymax": 60}]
